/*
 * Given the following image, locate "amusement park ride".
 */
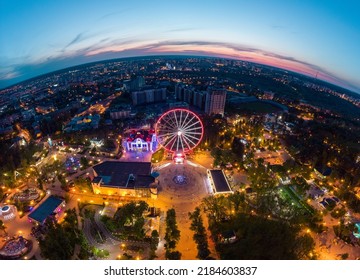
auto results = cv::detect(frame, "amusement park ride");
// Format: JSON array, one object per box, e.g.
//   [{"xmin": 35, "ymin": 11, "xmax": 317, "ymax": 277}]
[{"xmin": 155, "ymin": 108, "xmax": 204, "ymax": 164}]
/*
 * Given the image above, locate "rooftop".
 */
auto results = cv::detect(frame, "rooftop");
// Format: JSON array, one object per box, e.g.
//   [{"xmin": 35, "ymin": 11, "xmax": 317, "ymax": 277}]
[
  {"xmin": 314, "ymin": 165, "xmax": 332, "ymax": 177},
  {"xmin": 92, "ymin": 161, "xmax": 154, "ymax": 188},
  {"xmin": 208, "ymin": 169, "xmax": 232, "ymax": 194},
  {"xmin": 28, "ymin": 195, "xmax": 63, "ymax": 224}
]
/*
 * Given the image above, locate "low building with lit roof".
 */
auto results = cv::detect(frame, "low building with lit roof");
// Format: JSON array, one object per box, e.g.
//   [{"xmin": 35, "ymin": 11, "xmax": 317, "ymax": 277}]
[{"xmin": 91, "ymin": 161, "xmax": 157, "ymax": 198}]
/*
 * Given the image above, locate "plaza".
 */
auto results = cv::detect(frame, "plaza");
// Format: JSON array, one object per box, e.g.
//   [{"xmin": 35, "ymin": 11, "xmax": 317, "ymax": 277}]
[{"xmin": 152, "ymin": 161, "xmax": 211, "ymax": 259}]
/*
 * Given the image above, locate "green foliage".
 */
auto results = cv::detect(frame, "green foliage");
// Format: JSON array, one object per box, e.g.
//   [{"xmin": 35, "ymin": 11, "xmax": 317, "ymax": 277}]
[
  {"xmin": 165, "ymin": 250, "xmax": 182, "ymax": 260},
  {"xmin": 164, "ymin": 208, "xmax": 181, "ymax": 259},
  {"xmin": 101, "ymin": 215, "xmax": 117, "ymax": 232},
  {"xmin": 0, "ymin": 220, "xmax": 7, "ymax": 234},
  {"xmin": 214, "ymin": 213, "xmax": 315, "ymax": 260},
  {"xmin": 189, "ymin": 207, "xmax": 211, "ymax": 259},
  {"xmin": 151, "ymin": 148, "xmax": 164, "ymax": 163},
  {"xmin": 93, "ymin": 248, "xmax": 110, "ymax": 259},
  {"xmin": 77, "ymin": 232, "xmax": 93, "ymax": 260},
  {"xmin": 80, "ymin": 156, "xmax": 89, "ymax": 169},
  {"xmin": 0, "ymin": 141, "xmax": 42, "ymax": 178},
  {"xmin": 84, "ymin": 208, "xmax": 95, "ymax": 220},
  {"xmin": 120, "ymin": 253, "xmax": 133, "ymax": 260},
  {"xmin": 337, "ymin": 190, "xmax": 360, "ymax": 213},
  {"xmin": 74, "ymin": 177, "xmax": 92, "ymax": 193},
  {"xmin": 211, "ymin": 147, "xmax": 238, "ymax": 167},
  {"xmin": 57, "ymin": 174, "xmax": 66, "ymax": 188},
  {"xmin": 111, "ymin": 201, "xmax": 149, "ymax": 239},
  {"xmin": 333, "ymin": 222, "xmax": 353, "ymax": 244},
  {"xmin": 247, "ymin": 160, "xmax": 276, "ymax": 191},
  {"xmin": 38, "ymin": 208, "xmax": 81, "ymax": 259},
  {"xmin": 330, "ymin": 207, "xmax": 347, "ymax": 219},
  {"xmin": 165, "ymin": 208, "xmax": 180, "ymax": 244},
  {"xmin": 90, "ymin": 147, "xmax": 97, "ymax": 156},
  {"xmin": 202, "ymin": 194, "xmax": 239, "ymax": 223},
  {"xmin": 201, "ymin": 115, "xmax": 226, "ymax": 148},
  {"xmin": 228, "ymin": 191, "xmax": 246, "ymax": 213},
  {"xmin": 150, "ymin": 230, "xmax": 159, "ymax": 252},
  {"xmin": 231, "ymin": 137, "xmax": 245, "ymax": 159},
  {"xmin": 292, "ymin": 176, "xmax": 310, "ymax": 195},
  {"xmin": 102, "ymin": 139, "xmax": 116, "ymax": 151},
  {"xmin": 283, "ymin": 117, "xmax": 360, "ymax": 196}
]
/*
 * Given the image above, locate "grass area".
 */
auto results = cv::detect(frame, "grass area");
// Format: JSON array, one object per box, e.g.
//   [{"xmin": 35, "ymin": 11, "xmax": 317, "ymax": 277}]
[
  {"xmin": 280, "ymin": 186, "xmax": 315, "ymax": 215},
  {"xmin": 151, "ymin": 148, "xmax": 164, "ymax": 163},
  {"xmin": 93, "ymin": 248, "xmax": 109, "ymax": 258}
]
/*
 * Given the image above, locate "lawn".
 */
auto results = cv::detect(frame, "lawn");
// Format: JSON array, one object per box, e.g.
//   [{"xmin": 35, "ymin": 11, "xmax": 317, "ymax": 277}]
[{"xmin": 280, "ymin": 186, "xmax": 315, "ymax": 215}]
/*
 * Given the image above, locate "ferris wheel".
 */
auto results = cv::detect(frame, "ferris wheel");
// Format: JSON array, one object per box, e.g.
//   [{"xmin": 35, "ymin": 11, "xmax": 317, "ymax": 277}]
[{"xmin": 155, "ymin": 109, "xmax": 204, "ymax": 153}]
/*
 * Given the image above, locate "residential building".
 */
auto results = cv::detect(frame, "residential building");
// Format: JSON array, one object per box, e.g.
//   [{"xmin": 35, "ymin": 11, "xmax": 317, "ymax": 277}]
[
  {"xmin": 205, "ymin": 87, "xmax": 226, "ymax": 116},
  {"xmin": 132, "ymin": 88, "xmax": 166, "ymax": 105}
]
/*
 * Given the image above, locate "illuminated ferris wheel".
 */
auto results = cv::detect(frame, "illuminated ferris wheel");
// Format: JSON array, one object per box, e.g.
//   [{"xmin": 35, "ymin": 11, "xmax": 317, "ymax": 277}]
[{"xmin": 155, "ymin": 109, "xmax": 204, "ymax": 153}]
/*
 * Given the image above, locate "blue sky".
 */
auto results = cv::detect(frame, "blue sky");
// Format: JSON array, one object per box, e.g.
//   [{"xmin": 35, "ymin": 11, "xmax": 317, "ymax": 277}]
[{"xmin": 1, "ymin": 0, "xmax": 359, "ymax": 92}]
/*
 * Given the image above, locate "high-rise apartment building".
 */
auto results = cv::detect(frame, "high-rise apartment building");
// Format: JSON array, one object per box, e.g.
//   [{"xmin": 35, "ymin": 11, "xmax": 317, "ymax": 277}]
[
  {"xmin": 204, "ymin": 87, "xmax": 226, "ymax": 116},
  {"xmin": 175, "ymin": 83, "xmax": 205, "ymax": 110},
  {"xmin": 129, "ymin": 76, "xmax": 145, "ymax": 91},
  {"xmin": 131, "ymin": 88, "xmax": 166, "ymax": 105}
]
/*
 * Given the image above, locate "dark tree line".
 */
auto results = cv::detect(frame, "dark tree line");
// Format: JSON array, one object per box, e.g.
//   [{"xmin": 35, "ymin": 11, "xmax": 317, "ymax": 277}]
[
  {"xmin": 189, "ymin": 207, "xmax": 211, "ymax": 259},
  {"xmin": 38, "ymin": 208, "xmax": 91, "ymax": 259},
  {"xmin": 214, "ymin": 213, "xmax": 315, "ymax": 260},
  {"xmin": 164, "ymin": 208, "xmax": 181, "ymax": 260}
]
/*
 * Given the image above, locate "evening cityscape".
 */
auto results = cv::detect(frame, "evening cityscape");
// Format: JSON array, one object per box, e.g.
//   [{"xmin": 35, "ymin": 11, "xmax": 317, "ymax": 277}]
[{"xmin": 0, "ymin": 1, "xmax": 359, "ymax": 261}]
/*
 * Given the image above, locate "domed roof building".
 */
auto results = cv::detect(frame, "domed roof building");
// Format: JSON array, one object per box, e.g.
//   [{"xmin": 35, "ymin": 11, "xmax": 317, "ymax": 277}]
[{"xmin": 0, "ymin": 204, "xmax": 17, "ymax": 221}]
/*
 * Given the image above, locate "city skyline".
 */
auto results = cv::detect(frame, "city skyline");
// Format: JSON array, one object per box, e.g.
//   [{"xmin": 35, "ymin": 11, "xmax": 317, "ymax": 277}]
[
  {"xmin": 1, "ymin": 0, "xmax": 360, "ymax": 93},
  {"xmin": 0, "ymin": 56, "xmax": 359, "ymax": 262}
]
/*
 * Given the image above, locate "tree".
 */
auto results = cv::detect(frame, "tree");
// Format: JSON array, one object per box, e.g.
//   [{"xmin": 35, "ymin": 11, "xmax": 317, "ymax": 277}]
[
  {"xmin": 165, "ymin": 250, "xmax": 181, "ymax": 260},
  {"xmin": 38, "ymin": 209, "xmax": 80, "ymax": 259},
  {"xmin": 150, "ymin": 230, "xmax": 159, "ymax": 250},
  {"xmin": 80, "ymin": 156, "xmax": 89, "ymax": 169},
  {"xmin": 211, "ymin": 213, "xmax": 315, "ymax": 260},
  {"xmin": 231, "ymin": 137, "xmax": 245, "ymax": 160},
  {"xmin": 57, "ymin": 174, "xmax": 66, "ymax": 188},
  {"xmin": 165, "ymin": 208, "xmax": 180, "ymax": 246},
  {"xmin": 150, "ymin": 230, "xmax": 159, "ymax": 259},
  {"xmin": 228, "ymin": 191, "xmax": 246, "ymax": 213},
  {"xmin": 293, "ymin": 234, "xmax": 316, "ymax": 260},
  {"xmin": 37, "ymin": 178, "xmax": 44, "ymax": 190},
  {"xmin": 0, "ymin": 220, "xmax": 7, "ymax": 235},
  {"xmin": 202, "ymin": 195, "xmax": 228, "ymax": 222},
  {"xmin": 189, "ymin": 207, "xmax": 211, "ymax": 259},
  {"xmin": 90, "ymin": 147, "xmax": 96, "ymax": 156},
  {"xmin": 113, "ymin": 201, "xmax": 148, "ymax": 239},
  {"xmin": 74, "ymin": 177, "xmax": 92, "ymax": 193},
  {"xmin": 164, "ymin": 208, "xmax": 181, "ymax": 259}
]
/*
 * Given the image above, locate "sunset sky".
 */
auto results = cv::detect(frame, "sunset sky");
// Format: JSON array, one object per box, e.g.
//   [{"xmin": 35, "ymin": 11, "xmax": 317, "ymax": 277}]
[{"xmin": 1, "ymin": 0, "xmax": 359, "ymax": 92}]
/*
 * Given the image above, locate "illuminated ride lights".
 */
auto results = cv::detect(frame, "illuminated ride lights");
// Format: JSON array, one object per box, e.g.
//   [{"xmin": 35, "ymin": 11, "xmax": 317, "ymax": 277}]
[{"xmin": 155, "ymin": 109, "xmax": 204, "ymax": 163}]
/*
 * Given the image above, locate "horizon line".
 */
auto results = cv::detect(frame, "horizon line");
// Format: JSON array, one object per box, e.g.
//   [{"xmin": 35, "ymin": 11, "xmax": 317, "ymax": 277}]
[{"xmin": 0, "ymin": 54, "xmax": 359, "ymax": 95}]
